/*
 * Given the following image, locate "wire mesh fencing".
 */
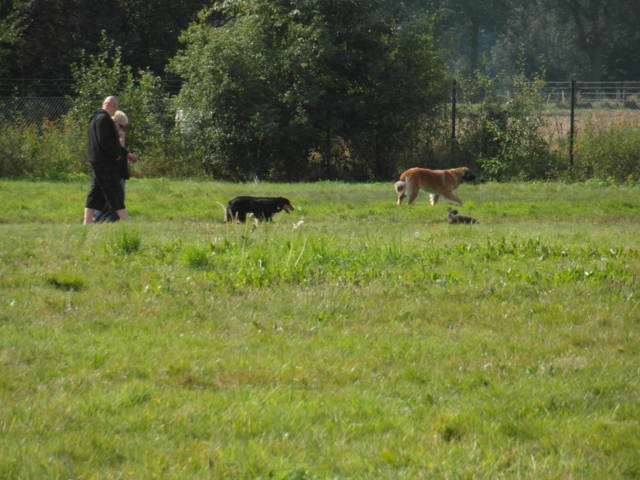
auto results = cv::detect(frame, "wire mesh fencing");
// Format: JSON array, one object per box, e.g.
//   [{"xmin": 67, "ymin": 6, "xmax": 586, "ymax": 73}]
[
  {"xmin": 3, "ymin": 79, "xmax": 640, "ymax": 165},
  {"xmin": 0, "ymin": 96, "xmax": 73, "ymax": 123}
]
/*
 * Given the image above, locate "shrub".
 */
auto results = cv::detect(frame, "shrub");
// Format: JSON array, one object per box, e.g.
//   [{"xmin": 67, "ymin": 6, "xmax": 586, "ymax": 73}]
[
  {"xmin": 68, "ymin": 32, "xmax": 205, "ymax": 179},
  {"xmin": 0, "ymin": 115, "xmax": 86, "ymax": 178},
  {"xmin": 0, "ymin": 118, "xmax": 37, "ymax": 177},
  {"xmin": 474, "ymin": 74, "xmax": 555, "ymax": 181},
  {"xmin": 572, "ymin": 119, "xmax": 640, "ymax": 182}
]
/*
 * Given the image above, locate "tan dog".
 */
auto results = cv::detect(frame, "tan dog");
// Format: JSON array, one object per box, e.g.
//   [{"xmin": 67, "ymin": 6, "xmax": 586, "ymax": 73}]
[{"xmin": 394, "ymin": 167, "xmax": 474, "ymax": 206}]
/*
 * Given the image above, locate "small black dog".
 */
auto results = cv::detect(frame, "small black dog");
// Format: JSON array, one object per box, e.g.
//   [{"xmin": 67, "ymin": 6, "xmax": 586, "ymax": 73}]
[
  {"xmin": 225, "ymin": 196, "xmax": 294, "ymax": 223},
  {"xmin": 448, "ymin": 208, "xmax": 479, "ymax": 224}
]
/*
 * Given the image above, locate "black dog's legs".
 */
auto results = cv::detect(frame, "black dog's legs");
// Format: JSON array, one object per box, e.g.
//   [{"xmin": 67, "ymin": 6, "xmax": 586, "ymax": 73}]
[{"xmin": 226, "ymin": 209, "xmax": 243, "ymax": 222}]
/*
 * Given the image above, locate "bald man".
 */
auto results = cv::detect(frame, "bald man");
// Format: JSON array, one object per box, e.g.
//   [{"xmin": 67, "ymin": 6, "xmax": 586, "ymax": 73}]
[{"xmin": 83, "ymin": 96, "xmax": 138, "ymax": 224}]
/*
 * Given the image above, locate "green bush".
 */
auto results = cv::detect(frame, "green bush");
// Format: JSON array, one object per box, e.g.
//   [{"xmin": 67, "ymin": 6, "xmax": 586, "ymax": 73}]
[
  {"xmin": 169, "ymin": 2, "xmax": 445, "ymax": 181},
  {"xmin": 0, "ymin": 33, "xmax": 206, "ymax": 179},
  {"xmin": 68, "ymin": 32, "xmax": 204, "ymax": 179},
  {"xmin": 572, "ymin": 119, "xmax": 640, "ymax": 182},
  {"xmin": 0, "ymin": 117, "xmax": 86, "ymax": 179},
  {"xmin": 0, "ymin": 119, "xmax": 36, "ymax": 177},
  {"xmin": 471, "ymin": 74, "xmax": 556, "ymax": 181}
]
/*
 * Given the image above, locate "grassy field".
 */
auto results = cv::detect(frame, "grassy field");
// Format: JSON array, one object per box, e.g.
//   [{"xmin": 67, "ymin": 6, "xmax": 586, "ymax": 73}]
[
  {"xmin": 1, "ymin": 178, "xmax": 639, "ymax": 479},
  {"xmin": 541, "ymin": 108, "xmax": 640, "ymax": 142}
]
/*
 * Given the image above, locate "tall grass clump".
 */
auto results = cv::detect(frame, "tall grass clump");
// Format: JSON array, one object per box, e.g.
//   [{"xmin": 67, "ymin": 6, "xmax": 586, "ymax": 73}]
[
  {"xmin": 572, "ymin": 118, "xmax": 640, "ymax": 182},
  {"xmin": 104, "ymin": 227, "xmax": 142, "ymax": 256},
  {"xmin": 180, "ymin": 244, "xmax": 210, "ymax": 269}
]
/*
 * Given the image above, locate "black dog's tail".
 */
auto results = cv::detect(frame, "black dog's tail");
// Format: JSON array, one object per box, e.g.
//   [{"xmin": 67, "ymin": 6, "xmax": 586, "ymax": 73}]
[{"xmin": 215, "ymin": 201, "xmax": 230, "ymax": 222}]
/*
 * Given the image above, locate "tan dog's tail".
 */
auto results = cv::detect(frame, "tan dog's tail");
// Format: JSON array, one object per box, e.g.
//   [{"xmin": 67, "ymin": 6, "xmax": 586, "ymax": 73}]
[{"xmin": 394, "ymin": 179, "xmax": 407, "ymax": 205}]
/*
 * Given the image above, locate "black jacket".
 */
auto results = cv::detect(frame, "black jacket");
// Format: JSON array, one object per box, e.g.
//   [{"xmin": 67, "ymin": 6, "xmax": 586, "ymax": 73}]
[{"xmin": 88, "ymin": 109, "xmax": 128, "ymax": 177}]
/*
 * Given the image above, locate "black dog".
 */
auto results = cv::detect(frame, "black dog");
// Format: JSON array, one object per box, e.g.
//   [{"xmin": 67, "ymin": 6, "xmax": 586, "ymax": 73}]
[
  {"xmin": 225, "ymin": 196, "xmax": 294, "ymax": 223},
  {"xmin": 448, "ymin": 208, "xmax": 479, "ymax": 224}
]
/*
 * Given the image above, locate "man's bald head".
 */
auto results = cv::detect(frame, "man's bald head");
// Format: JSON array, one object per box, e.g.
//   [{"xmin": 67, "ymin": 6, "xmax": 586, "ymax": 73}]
[{"xmin": 102, "ymin": 96, "xmax": 119, "ymax": 116}]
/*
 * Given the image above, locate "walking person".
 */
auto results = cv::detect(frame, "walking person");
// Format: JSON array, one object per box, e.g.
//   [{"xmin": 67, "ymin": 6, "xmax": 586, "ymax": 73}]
[
  {"xmin": 82, "ymin": 96, "xmax": 138, "ymax": 224},
  {"xmin": 92, "ymin": 109, "xmax": 137, "ymax": 222}
]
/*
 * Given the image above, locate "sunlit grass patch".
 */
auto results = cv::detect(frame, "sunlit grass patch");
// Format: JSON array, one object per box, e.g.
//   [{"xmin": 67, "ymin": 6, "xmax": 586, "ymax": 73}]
[{"xmin": 45, "ymin": 273, "xmax": 85, "ymax": 291}]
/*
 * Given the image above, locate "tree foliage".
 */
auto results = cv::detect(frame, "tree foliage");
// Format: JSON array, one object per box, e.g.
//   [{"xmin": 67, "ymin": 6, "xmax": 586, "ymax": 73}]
[
  {"xmin": 476, "ymin": 74, "xmax": 554, "ymax": 180},
  {"xmin": 169, "ymin": 0, "xmax": 445, "ymax": 180},
  {"xmin": 433, "ymin": 0, "xmax": 640, "ymax": 81},
  {"xmin": 67, "ymin": 34, "xmax": 199, "ymax": 177},
  {"xmin": 0, "ymin": 0, "xmax": 203, "ymax": 82},
  {"xmin": 3, "ymin": 0, "xmax": 640, "ymax": 90}
]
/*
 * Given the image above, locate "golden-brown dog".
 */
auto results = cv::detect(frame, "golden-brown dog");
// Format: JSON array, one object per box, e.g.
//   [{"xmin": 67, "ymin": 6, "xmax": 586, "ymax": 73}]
[{"xmin": 394, "ymin": 167, "xmax": 474, "ymax": 206}]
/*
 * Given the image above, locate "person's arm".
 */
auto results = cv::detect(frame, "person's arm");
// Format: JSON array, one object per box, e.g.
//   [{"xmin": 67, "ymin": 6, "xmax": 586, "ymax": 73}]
[
  {"xmin": 96, "ymin": 115, "xmax": 126, "ymax": 160},
  {"xmin": 118, "ymin": 127, "xmax": 126, "ymax": 147}
]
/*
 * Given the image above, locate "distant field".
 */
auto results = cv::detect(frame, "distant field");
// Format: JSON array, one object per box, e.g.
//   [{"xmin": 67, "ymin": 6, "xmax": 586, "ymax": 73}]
[
  {"xmin": 541, "ymin": 108, "xmax": 640, "ymax": 141},
  {"xmin": 1, "ymin": 179, "xmax": 639, "ymax": 479}
]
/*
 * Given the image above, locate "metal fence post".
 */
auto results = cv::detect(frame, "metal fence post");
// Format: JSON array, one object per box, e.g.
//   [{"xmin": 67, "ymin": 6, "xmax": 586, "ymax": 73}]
[
  {"xmin": 451, "ymin": 79, "xmax": 457, "ymax": 158},
  {"xmin": 569, "ymin": 79, "xmax": 576, "ymax": 166}
]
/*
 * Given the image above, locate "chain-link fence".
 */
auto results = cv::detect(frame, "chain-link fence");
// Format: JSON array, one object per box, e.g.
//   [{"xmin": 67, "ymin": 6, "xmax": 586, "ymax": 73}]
[
  {"xmin": 4, "ymin": 79, "xmax": 639, "ymax": 124},
  {"xmin": 0, "ymin": 96, "xmax": 73, "ymax": 123},
  {"xmin": 0, "ymin": 77, "xmax": 182, "ymax": 124}
]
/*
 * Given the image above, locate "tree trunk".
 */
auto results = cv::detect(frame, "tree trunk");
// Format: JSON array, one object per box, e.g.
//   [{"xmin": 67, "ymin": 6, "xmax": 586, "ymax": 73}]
[
  {"xmin": 470, "ymin": 20, "xmax": 480, "ymax": 72},
  {"xmin": 561, "ymin": 0, "xmax": 611, "ymax": 81},
  {"xmin": 587, "ymin": 44, "xmax": 604, "ymax": 82}
]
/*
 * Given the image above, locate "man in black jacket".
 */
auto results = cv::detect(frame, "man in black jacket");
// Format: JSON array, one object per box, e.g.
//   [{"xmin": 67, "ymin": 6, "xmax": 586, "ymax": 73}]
[{"xmin": 82, "ymin": 96, "xmax": 138, "ymax": 224}]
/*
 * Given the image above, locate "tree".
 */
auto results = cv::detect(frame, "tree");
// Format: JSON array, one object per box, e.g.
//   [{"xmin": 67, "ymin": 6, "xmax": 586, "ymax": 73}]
[
  {"xmin": 468, "ymin": 0, "xmax": 640, "ymax": 83},
  {"xmin": 553, "ymin": 0, "xmax": 617, "ymax": 82},
  {"xmin": 517, "ymin": 0, "xmax": 639, "ymax": 81},
  {"xmin": 0, "ymin": 0, "xmax": 203, "ymax": 87},
  {"xmin": 0, "ymin": 0, "xmax": 33, "ymax": 77},
  {"xmin": 169, "ymin": 0, "xmax": 445, "ymax": 180},
  {"xmin": 109, "ymin": 0, "xmax": 206, "ymax": 78},
  {"xmin": 68, "ymin": 34, "xmax": 198, "ymax": 177},
  {"xmin": 432, "ymin": 0, "xmax": 510, "ymax": 75},
  {"xmin": 490, "ymin": 1, "xmax": 581, "ymax": 81}
]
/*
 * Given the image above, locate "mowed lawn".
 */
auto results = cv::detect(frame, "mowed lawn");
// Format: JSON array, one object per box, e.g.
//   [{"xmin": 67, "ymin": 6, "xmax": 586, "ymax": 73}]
[{"xmin": 1, "ymin": 178, "xmax": 639, "ymax": 479}]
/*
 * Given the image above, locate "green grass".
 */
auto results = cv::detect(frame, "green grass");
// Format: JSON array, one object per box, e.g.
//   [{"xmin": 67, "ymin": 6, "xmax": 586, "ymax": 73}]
[{"xmin": 1, "ymin": 178, "xmax": 639, "ymax": 479}]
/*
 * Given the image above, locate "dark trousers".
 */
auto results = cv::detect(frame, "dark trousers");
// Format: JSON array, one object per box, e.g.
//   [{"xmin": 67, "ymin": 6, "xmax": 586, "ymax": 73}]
[{"xmin": 85, "ymin": 169, "xmax": 125, "ymax": 213}]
